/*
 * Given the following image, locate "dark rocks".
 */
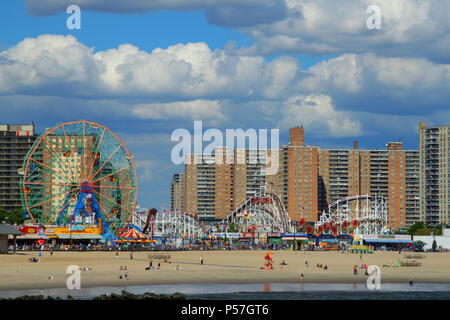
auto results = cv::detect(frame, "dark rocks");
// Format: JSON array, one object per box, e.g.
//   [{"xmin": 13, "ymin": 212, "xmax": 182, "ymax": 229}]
[
  {"xmin": 1, "ymin": 290, "xmax": 186, "ymax": 300},
  {"xmin": 92, "ymin": 290, "xmax": 185, "ymax": 300}
]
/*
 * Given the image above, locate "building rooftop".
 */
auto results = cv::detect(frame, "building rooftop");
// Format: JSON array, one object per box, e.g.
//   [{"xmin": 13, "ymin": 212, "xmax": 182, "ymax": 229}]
[{"xmin": 0, "ymin": 224, "xmax": 24, "ymax": 236}]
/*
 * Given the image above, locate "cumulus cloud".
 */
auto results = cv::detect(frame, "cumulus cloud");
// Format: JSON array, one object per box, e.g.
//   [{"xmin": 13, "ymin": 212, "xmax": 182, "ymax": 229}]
[
  {"xmin": 131, "ymin": 99, "xmax": 225, "ymax": 121},
  {"xmin": 238, "ymin": 0, "xmax": 450, "ymax": 62},
  {"xmin": 279, "ymin": 95, "xmax": 362, "ymax": 137},
  {"xmin": 26, "ymin": 0, "xmax": 450, "ymax": 61},
  {"xmin": 2, "ymin": 34, "xmax": 450, "ymax": 139},
  {"xmin": 0, "ymin": 34, "xmax": 300, "ymax": 101},
  {"xmin": 298, "ymin": 53, "xmax": 450, "ymax": 113}
]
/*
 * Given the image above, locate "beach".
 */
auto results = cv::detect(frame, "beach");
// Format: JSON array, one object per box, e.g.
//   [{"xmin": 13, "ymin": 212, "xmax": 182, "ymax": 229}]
[{"xmin": 1, "ymin": 250, "xmax": 450, "ymax": 291}]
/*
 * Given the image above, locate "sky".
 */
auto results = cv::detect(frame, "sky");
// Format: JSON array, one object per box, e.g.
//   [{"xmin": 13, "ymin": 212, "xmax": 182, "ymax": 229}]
[{"xmin": 1, "ymin": 0, "xmax": 450, "ymax": 210}]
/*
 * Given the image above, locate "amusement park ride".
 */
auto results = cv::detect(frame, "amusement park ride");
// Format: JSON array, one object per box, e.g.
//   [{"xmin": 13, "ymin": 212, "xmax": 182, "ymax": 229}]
[
  {"xmin": 18, "ymin": 120, "xmax": 389, "ymax": 242},
  {"xmin": 209, "ymin": 191, "xmax": 291, "ymax": 234},
  {"xmin": 20, "ymin": 120, "xmax": 138, "ymax": 240},
  {"xmin": 315, "ymin": 195, "xmax": 388, "ymax": 236}
]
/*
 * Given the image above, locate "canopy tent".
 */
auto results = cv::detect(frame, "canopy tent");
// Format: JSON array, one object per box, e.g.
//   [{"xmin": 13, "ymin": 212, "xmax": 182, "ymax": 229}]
[
  {"xmin": 118, "ymin": 228, "xmax": 147, "ymax": 239},
  {"xmin": 363, "ymin": 239, "xmax": 413, "ymax": 244},
  {"xmin": 9, "ymin": 234, "xmax": 50, "ymax": 240},
  {"xmin": 56, "ymin": 234, "xmax": 103, "ymax": 240},
  {"xmin": 115, "ymin": 239, "xmax": 157, "ymax": 243}
]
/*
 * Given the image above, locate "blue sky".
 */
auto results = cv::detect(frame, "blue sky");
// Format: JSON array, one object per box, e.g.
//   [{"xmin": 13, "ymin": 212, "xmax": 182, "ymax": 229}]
[{"xmin": 1, "ymin": 0, "xmax": 450, "ymax": 209}]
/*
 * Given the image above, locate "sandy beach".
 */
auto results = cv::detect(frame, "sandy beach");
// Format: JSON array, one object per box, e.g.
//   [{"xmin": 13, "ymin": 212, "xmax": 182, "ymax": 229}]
[{"xmin": 1, "ymin": 250, "xmax": 449, "ymax": 291}]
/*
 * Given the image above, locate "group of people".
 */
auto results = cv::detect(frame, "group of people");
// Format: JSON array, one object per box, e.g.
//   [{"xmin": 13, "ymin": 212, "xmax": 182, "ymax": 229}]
[
  {"xmin": 353, "ymin": 264, "xmax": 369, "ymax": 276},
  {"xmin": 145, "ymin": 260, "xmax": 161, "ymax": 270}
]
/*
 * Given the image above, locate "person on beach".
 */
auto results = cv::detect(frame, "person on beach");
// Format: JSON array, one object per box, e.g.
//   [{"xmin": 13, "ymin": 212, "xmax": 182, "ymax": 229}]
[
  {"xmin": 124, "ymin": 266, "xmax": 128, "ymax": 280},
  {"xmin": 409, "ymin": 280, "xmax": 414, "ymax": 287},
  {"xmin": 200, "ymin": 256, "xmax": 204, "ymax": 265},
  {"xmin": 353, "ymin": 265, "xmax": 358, "ymax": 275},
  {"xmin": 300, "ymin": 273, "xmax": 304, "ymax": 282},
  {"xmin": 119, "ymin": 266, "xmax": 123, "ymax": 279},
  {"xmin": 130, "ymin": 252, "xmax": 133, "ymax": 260},
  {"xmin": 324, "ymin": 265, "xmax": 328, "ymax": 270},
  {"xmin": 176, "ymin": 265, "xmax": 180, "ymax": 271}
]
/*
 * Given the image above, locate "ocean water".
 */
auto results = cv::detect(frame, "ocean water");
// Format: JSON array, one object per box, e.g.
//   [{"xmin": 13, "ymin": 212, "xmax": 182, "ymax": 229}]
[{"xmin": 1, "ymin": 282, "xmax": 450, "ymax": 300}]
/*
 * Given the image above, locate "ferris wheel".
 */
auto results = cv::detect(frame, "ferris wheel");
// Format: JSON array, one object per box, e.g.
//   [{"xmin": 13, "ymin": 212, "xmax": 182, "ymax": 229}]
[{"xmin": 20, "ymin": 120, "xmax": 138, "ymax": 234}]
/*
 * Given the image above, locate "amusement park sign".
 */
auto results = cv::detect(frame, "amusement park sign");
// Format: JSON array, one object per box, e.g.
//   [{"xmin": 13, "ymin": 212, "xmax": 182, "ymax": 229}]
[{"xmin": 250, "ymin": 197, "xmax": 273, "ymax": 204}]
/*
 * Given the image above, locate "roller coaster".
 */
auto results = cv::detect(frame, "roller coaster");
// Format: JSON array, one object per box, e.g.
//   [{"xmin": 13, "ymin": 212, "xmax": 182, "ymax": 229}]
[
  {"xmin": 207, "ymin": 191, "xmax": 291, "ymax": 234},
  {"xmin": 315, "ymin": 195, "xmax": 388, "ymax": 235}
]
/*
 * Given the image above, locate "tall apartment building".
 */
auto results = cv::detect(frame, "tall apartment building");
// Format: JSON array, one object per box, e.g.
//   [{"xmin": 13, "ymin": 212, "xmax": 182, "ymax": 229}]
[
  {"xmin": 172, "ymin": 127, "xmax": 420, "ymax": 229},
  {"xmin": 177, "ymin": 127, "xmax": 319, "ymax": 222},
  {"xmin": 419, "ymin": 122, "xmax": 450, "ymax": 227},
  {"xmin": 318, "ymin": 142, "xmax": 419, "ymax": 230},
  {"xmin": 42, "ymin": 134, "xmax": 95, "ymax": 216},
  {"xmin": 170, "ymin": 173, "xmax": 185, "ymax": 212},
  {"xmin": 183, "ymin": 148, "xmax": 269, "ymax": 220},
  {"xmin": 283, "ymin": 127, "xmax": 319, "ymax": 221},
  {"xmin": 0, "ymin": 123, "xmax": 36, "ymax": 212}
]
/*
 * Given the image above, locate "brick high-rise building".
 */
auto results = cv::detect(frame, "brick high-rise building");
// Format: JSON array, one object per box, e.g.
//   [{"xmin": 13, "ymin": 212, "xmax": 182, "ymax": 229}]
[
  {"xmin": 0, "ymin": 123, "xmax": 36, "ymax": 212},
  {"xmin": 176, "ymin": 126, "xmax": 319, "ymax": 223},
  {"xmin": 284, "ymin": 127, "xmax": 319, "ymax": 221},
  {"xmin": 170, "ymin": 173, "xmax": 184, "ymax": 212},
  {"xmin": 172, "ymin": 127, "xmax": 420, "ymax": 230},
  {"xmin": 318, "ymin": 143, "xmax": 419, "ymax": 230},
  {"xmin": 419, "ymin": 122, "xmax": 450, "ymax": 227}
]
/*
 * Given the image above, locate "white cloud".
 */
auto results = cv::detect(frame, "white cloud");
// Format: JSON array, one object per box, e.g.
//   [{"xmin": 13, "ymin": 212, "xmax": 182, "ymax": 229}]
[
  {"xmin": 23, "ymin": 0, "xmax": 450, "ymax": 61},
  {"xmin": 298, "ymin": 53, "xmax": 450, "ymax": 112},
  {"xmin": 135, "ymin": 160, "xmax": 153, "ymax": 181},
  {"xmin": 131, "ymin": 99, "xmax": 225, "ymax": 120},
  {"xmin": 2, "ymin": 34, "xmax": 450, "ymax": 141},
  {"xmin": 279, "ymin": 95, "xmax": 362, "ymax": 137},
  {"xmin": 238, "ymin": 0, "xmax": 450, "ymax": 61},
  {"xmin": 0, "ymin": 35, "xmax": 299, "ymax": 101}
]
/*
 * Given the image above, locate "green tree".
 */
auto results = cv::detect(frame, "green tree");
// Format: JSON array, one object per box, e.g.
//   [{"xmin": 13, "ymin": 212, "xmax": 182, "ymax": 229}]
[
  {"xmin": 407, "ymin": 222, "xmax": 430, "ymax": 236},
  {"xmin": 432, "ymin": 240, "xmax": 438, "ymax": 252},
  {"xmin": 0, "ymin": 208, "xmax": 25, "ymax": 225}
]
